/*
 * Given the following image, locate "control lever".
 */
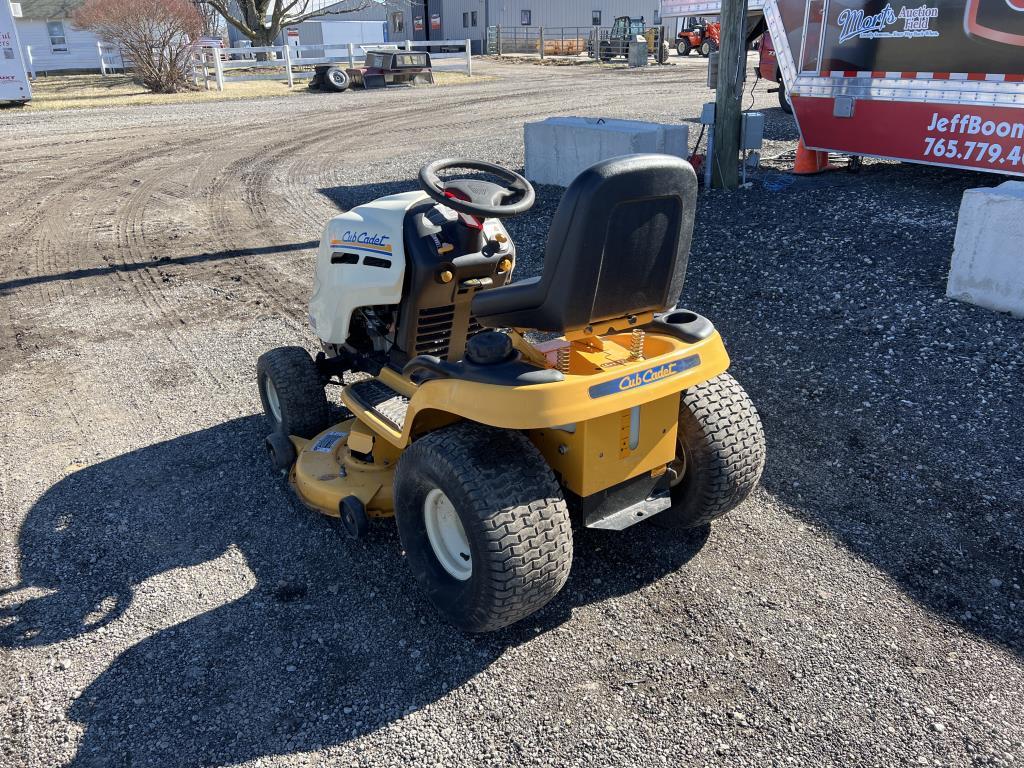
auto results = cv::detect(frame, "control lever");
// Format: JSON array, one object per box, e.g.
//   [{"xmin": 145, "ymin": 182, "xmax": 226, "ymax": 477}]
[{"xmin": 460, "ymin": 277, "xmax": 494, "ymax": 290}]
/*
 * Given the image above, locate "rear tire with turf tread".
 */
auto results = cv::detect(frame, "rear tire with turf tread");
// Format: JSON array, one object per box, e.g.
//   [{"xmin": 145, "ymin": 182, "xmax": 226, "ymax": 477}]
[
  {"xmin": 654, "ymin": 373, "xmax": 766, "ymax": 530},
  {"xmin": 257, "ymin": 346, "xmax": 330, "ymax": 439},
  {"xmin": 394, "ymin": 422, "xmax": 573, "ymax": 632}
]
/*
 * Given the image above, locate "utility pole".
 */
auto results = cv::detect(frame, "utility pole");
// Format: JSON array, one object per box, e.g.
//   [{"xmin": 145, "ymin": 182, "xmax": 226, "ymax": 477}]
[{"xmin": 712, "ymin": 0, "xmax": 748, "ymax": 188}]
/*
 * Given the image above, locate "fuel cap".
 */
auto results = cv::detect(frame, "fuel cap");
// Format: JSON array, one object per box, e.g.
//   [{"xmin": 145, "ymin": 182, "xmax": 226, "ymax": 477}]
[{"xmin": 465, "ymin": 331, "xmax": 514, "ymax": 365}]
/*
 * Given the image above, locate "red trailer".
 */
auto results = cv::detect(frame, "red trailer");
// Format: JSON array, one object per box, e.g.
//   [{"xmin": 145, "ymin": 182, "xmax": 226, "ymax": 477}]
[{"xmin": 661, "ymin": 0, "xmax": 1024, "ymax": 178}]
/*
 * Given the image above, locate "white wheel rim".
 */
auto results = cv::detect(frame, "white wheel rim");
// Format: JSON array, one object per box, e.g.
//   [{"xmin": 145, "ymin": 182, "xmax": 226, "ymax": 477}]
[
  {"xmin": 266, "ymin": 378, "xmax": 282, "ymax": 422},
  {"xmin": 423, "ymin": 488, "xmax": 472, "ymax": 581}
]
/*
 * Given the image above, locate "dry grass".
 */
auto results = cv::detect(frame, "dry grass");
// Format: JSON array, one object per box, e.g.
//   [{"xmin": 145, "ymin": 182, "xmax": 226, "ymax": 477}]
[{"xmin": 18, "ymin": 71, "xmax": 477, "ymax": 111}]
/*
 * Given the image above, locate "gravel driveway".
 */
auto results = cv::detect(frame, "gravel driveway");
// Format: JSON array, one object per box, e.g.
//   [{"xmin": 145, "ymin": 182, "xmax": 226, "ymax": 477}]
[{"xmin": 1, "ymin": 58, "xmax": 1022, "ymax": 768}]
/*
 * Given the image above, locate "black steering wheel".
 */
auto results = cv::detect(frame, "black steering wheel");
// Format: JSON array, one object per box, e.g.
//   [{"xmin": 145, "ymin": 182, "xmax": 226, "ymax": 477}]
[{"xmin": 418, "ymin": 159, "xmax": 535, "ymax": 219}]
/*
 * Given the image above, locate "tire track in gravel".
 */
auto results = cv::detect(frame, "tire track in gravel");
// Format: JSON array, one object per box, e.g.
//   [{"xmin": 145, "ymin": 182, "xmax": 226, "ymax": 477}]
[
  {"xmin": 0, "ymin": 126, "xmax": 245, "ymax": 366},
  {"xmin": 200, "ymin": 123, "xmax": 337, "ymax": 324},
  {"xmin": 196, "ymin": 114, "xmax": 409, "ymax": 324},
  {"xmin": 0, "ymin": 66, "xmax": 688, "ymax": 369},
  {"xmin": 111, "ymin": 170, "xmax": 229, "ymax": 396}
]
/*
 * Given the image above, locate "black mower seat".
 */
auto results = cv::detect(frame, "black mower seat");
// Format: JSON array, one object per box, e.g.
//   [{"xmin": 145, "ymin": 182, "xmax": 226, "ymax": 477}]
[{"xmin": 471, "ymin": 154, "xmax": 698, "ymax": 333}]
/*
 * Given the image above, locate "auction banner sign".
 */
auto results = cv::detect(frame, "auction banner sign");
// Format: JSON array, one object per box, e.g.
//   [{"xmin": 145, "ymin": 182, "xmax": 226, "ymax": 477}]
[
  {"xmin": 660, "ymin": 0, "xmax": 1024, "ymax": 175},
  {"xmin": 774, "ymin": 0, "xmax": 1024, "ymax": 176},
  {"xmin": 814, "ymin": 0, "xmax": 1024, "ymax": 73}
]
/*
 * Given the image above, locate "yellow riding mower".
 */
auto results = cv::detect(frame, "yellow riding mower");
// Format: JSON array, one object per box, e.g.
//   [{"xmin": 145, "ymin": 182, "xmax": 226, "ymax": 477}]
[{"xmin": 257, "ymin": 155, "xmax": 765, "ymax": 632}]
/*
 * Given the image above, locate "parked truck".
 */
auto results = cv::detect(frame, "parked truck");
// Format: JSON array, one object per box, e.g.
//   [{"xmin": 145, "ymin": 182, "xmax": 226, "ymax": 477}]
[{"xmin": 661, "ymin": 0, "xmax": 1024, "ymax": 178}]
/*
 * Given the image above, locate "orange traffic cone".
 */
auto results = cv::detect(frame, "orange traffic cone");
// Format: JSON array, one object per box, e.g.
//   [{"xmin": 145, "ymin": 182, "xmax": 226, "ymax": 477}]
[{"xmin": 792, "ymin": 138, "xmax": 836, "ymax": 175}]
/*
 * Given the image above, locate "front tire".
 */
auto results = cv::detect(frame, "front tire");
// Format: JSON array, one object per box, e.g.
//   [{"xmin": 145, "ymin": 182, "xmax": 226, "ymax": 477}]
[
  {"xmin": 394, "ymin": 422, "xmax": 573, "ymax": 632},
  {"xmin": 677, "ymin": 39, "xmax": 692, "ymax": 56},
  {"xmin": 654, "ymin": 373, "xmax": 766, "ymax": 530},
  {"xmin": 257, "ymin": 346, "xmax": 330, "ymax": 439}
]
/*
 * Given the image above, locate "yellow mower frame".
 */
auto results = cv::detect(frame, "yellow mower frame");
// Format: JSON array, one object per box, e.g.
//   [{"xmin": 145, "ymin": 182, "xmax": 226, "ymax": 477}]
[{"xmin": 288, "ymin": 321, "xmax": 730, "ymax": 520}]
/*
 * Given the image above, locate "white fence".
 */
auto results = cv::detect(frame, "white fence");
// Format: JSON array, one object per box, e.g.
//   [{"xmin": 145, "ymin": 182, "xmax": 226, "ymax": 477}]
[
  {"xmin": 21, "ymin": 41, "xmax": 125, "ymax": 78},
  {"xmin": 98, "ymin": 42, "xmax": 126, "ymax": 74},
  {"xmin": 193, "ymin": 39, "xmax": 473, "ymax": 91}
]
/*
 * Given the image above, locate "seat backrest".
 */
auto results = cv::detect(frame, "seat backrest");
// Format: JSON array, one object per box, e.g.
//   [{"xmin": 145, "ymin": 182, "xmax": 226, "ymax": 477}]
[{"xmin": 527, "ymin": 154, "xmax": 697, "ymax": 332}]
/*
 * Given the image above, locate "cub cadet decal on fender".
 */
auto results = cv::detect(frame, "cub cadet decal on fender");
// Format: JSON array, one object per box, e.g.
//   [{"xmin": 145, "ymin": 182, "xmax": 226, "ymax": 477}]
[{"xmin": 588, "ymin": 355, "xmax": 701, "ymax": 399}]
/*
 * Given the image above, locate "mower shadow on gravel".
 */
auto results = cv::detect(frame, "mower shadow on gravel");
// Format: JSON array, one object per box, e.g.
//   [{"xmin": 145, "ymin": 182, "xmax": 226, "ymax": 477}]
[
  {"xmin": 1, "ymin": 415, "xmax": 708, "ymax": 767},
  {"xmin": 0, "ymin": 240, "xmax": 319, "ymax": 296}
]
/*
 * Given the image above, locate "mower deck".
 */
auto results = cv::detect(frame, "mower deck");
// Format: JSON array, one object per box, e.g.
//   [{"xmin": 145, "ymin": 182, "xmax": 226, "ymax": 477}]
[{"xmin": 290, "ymin": 418, "xmax": 399, "ymax": 520}]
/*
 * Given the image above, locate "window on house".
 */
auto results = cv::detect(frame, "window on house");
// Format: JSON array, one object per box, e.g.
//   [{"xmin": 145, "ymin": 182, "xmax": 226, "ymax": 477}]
[
  {"xmin": 592, "ymin": 10, "xmax": 601, "ymax": 25},
  {"xmin": 471, "ymin": 11, "xmax": 477, "ymax": 26},
  {"xmin": 47, "ymin": 20, "xmax": 68, "ymax": 53},
  {"xmin": 391, "ymin": 11, "xmax": 404, "ymax": 33},
  {"xmin": 463, "ymin": 11, "xmax": 469, "ymax": 27},
  {"xmin": 520, "ymin": 10, "xmax": 531, "ymax": 25}
]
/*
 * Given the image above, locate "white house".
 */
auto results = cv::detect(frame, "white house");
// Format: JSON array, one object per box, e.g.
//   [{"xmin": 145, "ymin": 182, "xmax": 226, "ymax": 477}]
[{"xmin": 13, "ymin": 0, "xmax": 112, "ymax": 74}]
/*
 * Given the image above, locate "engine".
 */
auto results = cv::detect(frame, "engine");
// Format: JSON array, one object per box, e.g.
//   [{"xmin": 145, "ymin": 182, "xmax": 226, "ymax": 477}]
[
  {"xmin": 309, "ymin": 187, "xmax": 517, "ymax": 369},
  {"xmin": 309, "ymin": 190, "xmax": 426, "ymax": 358}
]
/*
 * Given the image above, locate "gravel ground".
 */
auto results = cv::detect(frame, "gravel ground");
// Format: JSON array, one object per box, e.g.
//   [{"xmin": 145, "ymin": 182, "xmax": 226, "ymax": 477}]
[{"xmin": 1, "ymin": 57, "xmax": 1023, "ymax": 768}]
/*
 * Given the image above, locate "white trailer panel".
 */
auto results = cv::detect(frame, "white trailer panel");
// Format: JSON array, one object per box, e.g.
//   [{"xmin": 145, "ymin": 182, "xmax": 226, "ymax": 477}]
[{"xmin": 0, "ymin": 0, "xmax": 31, "ymax": 103}]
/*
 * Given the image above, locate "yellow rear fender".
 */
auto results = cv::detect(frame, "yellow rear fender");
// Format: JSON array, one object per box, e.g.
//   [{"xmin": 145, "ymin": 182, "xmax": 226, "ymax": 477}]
[{"xmin": 387, "ymin": 330, "xmax": 729, "ymax": 447}]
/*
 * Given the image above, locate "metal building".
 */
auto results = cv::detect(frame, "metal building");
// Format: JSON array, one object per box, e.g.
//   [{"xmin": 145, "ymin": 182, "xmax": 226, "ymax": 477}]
[{"xmin": 306, "ymin": 0, "xmax": 661, "ymax": 51}]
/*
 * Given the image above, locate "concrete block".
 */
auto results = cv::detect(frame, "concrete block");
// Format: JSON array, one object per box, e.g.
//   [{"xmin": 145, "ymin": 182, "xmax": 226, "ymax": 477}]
[
  {"xmin": 524, "ymin": 117, "xmax": 690, "ymax": 187},
  {"xmin": 628, "ymin": 40, "xmax": 648, "ymax": 68},
  {"xmin": 947, "ymin": 181, "xmax": 1024, "ymax": 318}
]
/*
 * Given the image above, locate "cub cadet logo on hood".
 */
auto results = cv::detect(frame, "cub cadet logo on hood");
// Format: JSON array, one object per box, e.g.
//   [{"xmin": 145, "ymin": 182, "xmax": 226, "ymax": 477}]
[
  {"xmin": 330, "ymin": 230, "xmax": 393, "ymax": 256},
  {"xmin": 588, "ymin": 355, "xmax": 701, "ymax": 399}
]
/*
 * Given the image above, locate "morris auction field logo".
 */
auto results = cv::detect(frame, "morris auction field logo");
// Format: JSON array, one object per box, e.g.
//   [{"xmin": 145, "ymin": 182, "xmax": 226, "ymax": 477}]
[{"xmin": 838, "ymin": 3, "xmax": 940, "ymax": 42}]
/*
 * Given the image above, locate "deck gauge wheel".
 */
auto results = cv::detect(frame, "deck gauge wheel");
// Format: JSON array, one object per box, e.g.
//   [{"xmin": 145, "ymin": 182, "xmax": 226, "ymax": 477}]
[
  {"xmin": 340, "ymin": 496, "xmax": 370, "ymax": 539},
  {"xmin": 265, "ymin": 431, "xmax": 297, "ymax": 475}
]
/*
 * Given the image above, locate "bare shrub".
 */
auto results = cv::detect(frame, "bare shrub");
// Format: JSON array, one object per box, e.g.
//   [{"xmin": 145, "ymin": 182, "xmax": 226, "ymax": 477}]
[{"xmin": 74, "ymin": 0, "xmax": 203, "ymax": 93}]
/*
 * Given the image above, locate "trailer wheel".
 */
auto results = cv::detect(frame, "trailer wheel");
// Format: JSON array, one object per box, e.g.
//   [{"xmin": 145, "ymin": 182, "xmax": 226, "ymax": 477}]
[
  {"xmin": 677, "ymin": 39, "xmax": 692, "ymax": 56},
  {"xmin": 257, "ymin": 346, "xmax": 330, "ymax": 439},
  {"xmin": 394, "ymin": 422, "xmax": 573, "ymax": 632},
  {"xmin": 778, "ymin": 78, "xmax": 793, "ymax": 114},
  {"xmin": 324, "ymin": 66, "xmax": 351, "ymax": 92},
  {"xmin": 654, "ymin": 373, "xmax": 766, "ymax": 530}
]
